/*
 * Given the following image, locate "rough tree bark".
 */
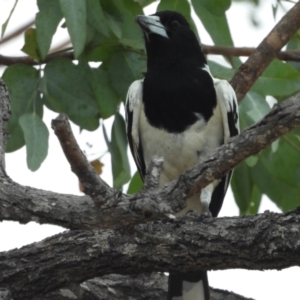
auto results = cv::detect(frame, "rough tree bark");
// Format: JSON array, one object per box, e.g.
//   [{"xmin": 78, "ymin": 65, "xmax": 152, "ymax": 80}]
[
  {"xmin": 1, "ymin": 206, "xmax": 300, "ymax": 299},
  {"xmin": 1, "ymin": 79, "xmax": 300, "ymax": 299}
]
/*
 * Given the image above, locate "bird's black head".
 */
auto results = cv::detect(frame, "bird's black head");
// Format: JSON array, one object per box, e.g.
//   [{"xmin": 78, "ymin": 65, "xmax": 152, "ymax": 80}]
[{"xmin": 136, "ymin": 11, "xmax": 206, "ymax": 68}]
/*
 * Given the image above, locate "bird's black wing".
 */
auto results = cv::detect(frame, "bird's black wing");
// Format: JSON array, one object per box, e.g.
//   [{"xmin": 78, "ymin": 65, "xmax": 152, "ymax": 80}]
[
  {"xmin": 209, "ymin": 79, "xmax": 240, "ymax": 217},
  {"xmin": 125, "ymin": 80, "xmax": 146, "ymax": 180}
]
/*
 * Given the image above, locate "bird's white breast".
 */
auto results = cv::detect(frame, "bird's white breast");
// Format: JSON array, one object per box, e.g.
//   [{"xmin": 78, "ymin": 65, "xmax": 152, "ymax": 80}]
[{"xmin": 139, "ymin": 103, "xmax": 224, "ymax": 186}]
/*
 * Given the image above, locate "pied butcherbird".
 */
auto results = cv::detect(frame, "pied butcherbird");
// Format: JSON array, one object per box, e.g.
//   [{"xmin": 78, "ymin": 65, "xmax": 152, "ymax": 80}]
[{"xmin": 125, "ymin": 11, "xmax": 239, "ymax": 300}]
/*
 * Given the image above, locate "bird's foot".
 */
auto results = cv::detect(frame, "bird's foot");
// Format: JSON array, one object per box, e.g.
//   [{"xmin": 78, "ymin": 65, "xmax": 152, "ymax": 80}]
[
  {"xmin": 186, "ymin": 210, "xmax": 201, "ymax": 218},
  {"xmin": 201, "ymin": 201, "xmax": 212, "ymax": 218},
  {"xmin": 185, "ymin": 210, "xmax": 211, "ymax": 223}
]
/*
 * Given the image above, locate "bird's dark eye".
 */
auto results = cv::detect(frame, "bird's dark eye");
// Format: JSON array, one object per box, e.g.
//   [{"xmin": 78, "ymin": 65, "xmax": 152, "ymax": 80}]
[{"xmin": 170, "ymin": 20, "xmax": 180, "ymax": 30}]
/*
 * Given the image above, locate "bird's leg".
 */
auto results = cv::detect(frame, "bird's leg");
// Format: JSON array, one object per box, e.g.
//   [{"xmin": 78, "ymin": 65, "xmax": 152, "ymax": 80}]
[{"xmin": 200, "ymin": 183, "xmax": 214, "ymax": 217}]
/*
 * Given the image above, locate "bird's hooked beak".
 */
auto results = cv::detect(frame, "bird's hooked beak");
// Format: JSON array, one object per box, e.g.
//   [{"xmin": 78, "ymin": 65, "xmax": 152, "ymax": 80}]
[{"xmin": 136, "ymin": 15, "xmax": 169, "ymax": 40}]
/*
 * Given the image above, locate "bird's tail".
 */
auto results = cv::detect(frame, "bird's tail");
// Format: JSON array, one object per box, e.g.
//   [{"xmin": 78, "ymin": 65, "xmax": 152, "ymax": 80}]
[{"xmin": 167, "ymin": 271, "xmax": 210, "ymax": 300}]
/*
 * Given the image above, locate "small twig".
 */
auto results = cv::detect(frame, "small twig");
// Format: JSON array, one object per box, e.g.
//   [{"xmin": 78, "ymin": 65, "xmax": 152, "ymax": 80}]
[
  {"xmin": 201, "ymin": 44, "xmax": 300, "ymax": 62},
  {"xmin": 51, "ymin": 114, "xmax": 114, "ymax": 208},
  {"xmin": 1, "ymin": 45, "xmax": 300, "ymax": 67},
  {"xmin": 230, "ymin": 1, "xmax": 300, "ymax": 102},
  {"xmin": 0, "ymin": 51, "xmax": 74, "ymax": 66},
  {"xmin": 0, "ymin": 19, "xmax": 34, "ymax": 45}
]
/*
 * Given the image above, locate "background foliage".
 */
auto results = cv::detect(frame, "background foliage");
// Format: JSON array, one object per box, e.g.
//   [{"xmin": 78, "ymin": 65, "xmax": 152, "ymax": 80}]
[{"xmin": 1, "ymin": 0, "xmax": 300, "ymax": 215}]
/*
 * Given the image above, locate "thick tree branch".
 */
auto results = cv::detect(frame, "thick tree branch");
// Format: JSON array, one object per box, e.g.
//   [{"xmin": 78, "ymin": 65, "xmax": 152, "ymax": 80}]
[
  {"xmin": 52, "ymin": 92, "xmax": 300, "ymax": 228},
  {"xmin": 1, "ymin": 209, "xmax": 299, "ymax": 300},
  {"xmin": 230, "ymin": 1, "xmax": 300, "ymax": 101},
  {"xmin": 0, "ymin": 178, "xmax": 104, "ymax": 230},
  {"xmin": 1, "ymin": 89, "xmax": 300, "ymax": 230}
]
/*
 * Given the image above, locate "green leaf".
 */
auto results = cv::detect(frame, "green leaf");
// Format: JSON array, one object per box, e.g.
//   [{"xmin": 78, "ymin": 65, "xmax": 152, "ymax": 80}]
[
  {"xmin": 250, "ymin": 135, "xmax": 300, "ymax": 212},
  {"xmin": 290, "ymin": 125, "xmax": 300, "ymax": 139},
  {"xmin": 245, "ymin": 155, "xmax": 258, "ymax": 167},
  {"xmin": 191, "ymin": 1, "xmax": 230, "ymax": 45},
  {"xmin": 5, "ymin": 123, "xmax": 25, "ymax": 153},
  {"xmin": 110, "ymin": 113, "xmax": 131, "ymax": 188},
  {"xmin": 208, "ymin": 60, "xmax": 234, "ymax": 80},
  {"xmin": 239, "ymin": 92, "xmax": 270, "ymax": 130},
  {"xmin": 101, "ymin": 0, "xmax": 144, "ymax": 48},
  {"xmin": 157, "ymin": 0, "xmax": 199, "ymax": 40},
  {"xmin": 86, "ymin": 33, "xmax": 118, "ymax": 62},
  {"xmin": 199, "ymin": 0, "xmax": 231, "ymax": 16},
  {"xmin": 251, "ymin": 59, "xmax": 300, "ymax": 100},
  {"xmin": 271, "ymin": 139, "xmax": 280, "ymax": 153},
  {"xmin": 42, "ymin": 58, "xmax": 99, "ymax": 130},
  {"xmin": 286, "ymin": 30, "xmax": 300, "ymax": 72},
  {"xmin": 59, "ymin": 0, "xmax": 86, "ymax": 58},
  {"xmin": 231, "ymin": 161, "xmax": 262, "ymax": 215},
  {"xmin": 124, "ymin": 0, "xmax": 144, "ymax": 15},
  {"xmin": 127, "ymin": 171, "xmax": 143, "ymax": 194},
  {"xmin": 86, "ymin": 0, "xmax": 110, "ymax": 36},
  {"xmin": 21, "ymin": 28, "xmax": 41, "ymax": 60},
  {"xmin": 192, "ymin": 0, "xmax": 241, "ymax": 67},
  {"xmin": 2, "ymin": 64, "xmax": 43, "ymax": 152},
  {"xmin": 19, "ymin": 113, "xmax": 49, "ymax": 171},
  {"xmin": 1, "ymin": 0, "xmax": 18, "ymax": 38},
  {"xmin": 105, "ymin": 13, "xmax": 122, "ymax": 39},
  {"xmin": 272, "ymin": 3, "xmax": 279, "ymax": 20},
  {"xmin": 245, "ymin": 95, "xmax": 269, "ymax": 123},
  {"xmin": 86, "ymin": 43, "xmax": 116, "ymax": 62},
  {"xmin": 103, "ymin": 49, "xmax": 146, "ymax": 99},
  {"xmin": 231, "ymin": 162, "xmax": 252, "ymax": 214},
  {"xmin": 36, "ymin": 0, "xmax": 63, "ymax": 59},
  {"xmin": 117, "ymin": 0, "xmax": 145, "ymax": 47},
  {"xmin": 89, "ymin": 67, "xmax": 119, "ymax": 119},
  {"xmin": 157, "ymin": 0, "xmax": 190, "ymax": 15},
  {"xmin": 100, "ymin": 0, "xmax": 123, "ymax": 38},
  {"xmin": 247, "ymin": 184, "xmax": 262, "ymax": 215},
  {"xmin": 134, "ymin": 0, "xmax": 157, "ymax": 8}
]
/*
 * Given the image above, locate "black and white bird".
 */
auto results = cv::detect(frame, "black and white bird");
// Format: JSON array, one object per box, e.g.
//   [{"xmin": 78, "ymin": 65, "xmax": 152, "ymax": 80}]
[{"xmin": 125, "ymin": 11, "xmax": 239, "ymax": 300}]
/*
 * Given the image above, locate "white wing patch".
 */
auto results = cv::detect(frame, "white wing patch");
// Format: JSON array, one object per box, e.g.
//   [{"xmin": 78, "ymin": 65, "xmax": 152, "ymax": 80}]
[
  {"xmin": 202, "ymin": 64, "xmax": 240, "ymax": 141},
  {"xmin": 127, "ymin": 80, "xmax": 143, "ymax": 144},
  {"xmin": 201, "ymin": 64, "xmax": 240, "ymax": 217},
  {"xmin": 126, "ymin": 80, "xmax": 143, "ymax": 113},
  {"xmin": 214, "ymin": 79, "xmax": 240, "ymax": 142},
  {"xmin": 125, "ymin": 80, "xmax": 145, "ymax": 177}
]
